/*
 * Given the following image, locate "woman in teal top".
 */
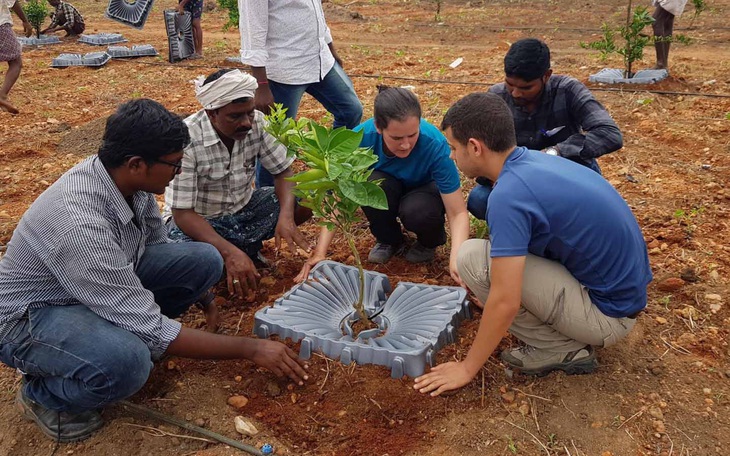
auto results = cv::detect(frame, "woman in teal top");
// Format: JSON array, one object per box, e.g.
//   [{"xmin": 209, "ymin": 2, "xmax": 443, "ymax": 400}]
[{"xmin": 297, "ymin": 87, "xmax": 469, "ymax": 284}]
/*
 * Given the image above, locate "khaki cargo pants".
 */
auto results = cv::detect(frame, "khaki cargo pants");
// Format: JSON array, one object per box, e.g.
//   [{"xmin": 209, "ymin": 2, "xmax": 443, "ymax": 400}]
[{"xmin": 457, "ymin": 239, "xmax": 636, "ymax": 353}]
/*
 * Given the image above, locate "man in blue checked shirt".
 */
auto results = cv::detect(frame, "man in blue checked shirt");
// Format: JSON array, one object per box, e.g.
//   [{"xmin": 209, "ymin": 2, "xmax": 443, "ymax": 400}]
[
  {"xmin": 0, "ymin": 99, "xmax": 308, "ymax": 443},
  {"xmin": 467, "ymin": 38, "xmax": 623, "ymax": 220}
]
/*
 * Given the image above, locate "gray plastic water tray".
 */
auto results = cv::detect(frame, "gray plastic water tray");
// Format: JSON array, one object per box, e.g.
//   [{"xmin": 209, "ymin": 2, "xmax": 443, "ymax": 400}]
[
  {"xmin": 589, "ymin": 68, "xmax": 669, "ymax": 84},
  {"xmin": 254, "ymin": 261, "xmax": 471, "ymax": 378},
  {"xmin": 18, "ymin": 36, "xmax": 61, "ymax": 46},
  {"xmin": 78, "ymin": 33, "xmax": 127, "ymax": 46},
  {"xmin": 107, "ymin": 45, "xmax": 158, "ymax": 58},
  {"xmin": 164, "ymin": 10, "xmax": 194, "ymax": 62},
  {"xmin": 51, "ymin": 52, "xmax": 111, "ymax": 68},
  {"xmin": 105, "ymin": 0, "xmax": 155, "ymax": 29}
]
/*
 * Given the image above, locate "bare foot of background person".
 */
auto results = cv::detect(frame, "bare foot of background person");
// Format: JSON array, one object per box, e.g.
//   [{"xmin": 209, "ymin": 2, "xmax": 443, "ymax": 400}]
[{"xmin": 0, "ymin": 98, "xmax": 19, "ymax": 114}]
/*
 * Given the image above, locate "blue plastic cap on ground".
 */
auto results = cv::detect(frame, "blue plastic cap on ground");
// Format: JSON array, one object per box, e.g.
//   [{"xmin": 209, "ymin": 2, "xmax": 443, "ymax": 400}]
[{"xmin": 261, "ymin": 443, "xmax": 274, "ymax": 455}]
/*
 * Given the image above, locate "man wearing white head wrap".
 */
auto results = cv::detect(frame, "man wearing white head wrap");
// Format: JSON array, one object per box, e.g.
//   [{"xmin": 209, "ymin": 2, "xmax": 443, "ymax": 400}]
[
  {"xmin": 164, "ymin": 69, "xmax": 312, "ymax": 298},
  {"xmin": 194, "ymin": 69, "xmax": 258, "ymax": 110}
]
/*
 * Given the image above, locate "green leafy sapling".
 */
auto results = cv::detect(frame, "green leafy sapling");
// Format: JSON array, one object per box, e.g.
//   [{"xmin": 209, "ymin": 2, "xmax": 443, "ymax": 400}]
[
  {"xmin": 581, "ymin": 6, "xmax": 655, "ymax": 78},
  {"xmin": 265, "ymin": 104, "xmax": 388, "ymax": 327},
  {"xmin": 23, "ymin": 0, "xmax": 49, "ymax": 38}
]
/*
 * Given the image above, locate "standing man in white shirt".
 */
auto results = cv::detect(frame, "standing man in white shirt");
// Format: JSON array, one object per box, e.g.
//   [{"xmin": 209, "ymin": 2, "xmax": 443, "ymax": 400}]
[{"xmin": 238, "ymin": 0, "xmax": 363, "ymax": 187}]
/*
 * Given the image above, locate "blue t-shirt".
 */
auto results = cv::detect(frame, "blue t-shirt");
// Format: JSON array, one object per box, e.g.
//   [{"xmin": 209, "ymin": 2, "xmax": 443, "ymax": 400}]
[
  {"xmin": 355, "ymin": 118, "xmax": 460, "ymax": 194},
  {"xmin": 487, "ymin": 147, "xmax": 652, "ymax": 318}
]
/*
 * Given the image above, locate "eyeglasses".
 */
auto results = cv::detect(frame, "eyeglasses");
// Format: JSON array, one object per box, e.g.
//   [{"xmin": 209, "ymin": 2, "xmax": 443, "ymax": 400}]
[{"xmin": 154, "ymin": 158, "xmax": 183, "ymax": 172}]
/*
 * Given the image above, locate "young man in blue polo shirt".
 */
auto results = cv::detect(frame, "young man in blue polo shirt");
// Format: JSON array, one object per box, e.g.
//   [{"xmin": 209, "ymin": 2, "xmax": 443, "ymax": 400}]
[{"xmin": 414, "ymin": 93, "xmax": 651, "ymax": 396}]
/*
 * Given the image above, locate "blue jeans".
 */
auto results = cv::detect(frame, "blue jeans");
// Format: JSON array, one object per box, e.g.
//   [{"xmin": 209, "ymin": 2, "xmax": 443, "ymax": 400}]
[
  {"xmin": 256, "ymin": 63, "xmax": 363, "ymax": 188},
  {"xmin": 0, "ymin": 242, "xmax": 223, "ymax": 414},
  {"xmin": 467, "ymin": 183, "xmax": 492, "ymax": 221}
]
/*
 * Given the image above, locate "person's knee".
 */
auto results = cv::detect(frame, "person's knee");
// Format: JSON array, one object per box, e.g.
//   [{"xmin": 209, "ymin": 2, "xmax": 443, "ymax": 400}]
[
  {"xmin": 345, "ymin": 100, "xmax": 363, "ymax": 127},
  {"xmin": 189, "ymin": 242, "xmax": 224, "ymax": 287},
  {"xmin": 400, "ymin": 198, "xmax": 443, "ymax": 230},
  {"xmin": 87, "ymin": 337, "xmax": 152, "ymax": 405},
  {"xmin": 457, "ymin": 239, "xmax": 488, "ymax": 279},
  {"xmin": 467, "ymin": 185, "xmax": 490, "ymax": 220}
]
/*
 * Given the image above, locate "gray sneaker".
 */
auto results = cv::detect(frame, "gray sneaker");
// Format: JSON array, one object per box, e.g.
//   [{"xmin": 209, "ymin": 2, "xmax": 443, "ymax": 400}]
[
  {"xmin": 500, "ymin": 345, "xmax": 597, "ymax": 376},
  {"xmin": 368, "ymin": 243, "xmax": 398, "ymax": 264},
  {"xmin": 16, "ymin": 387, "xmax": 104, "ymax": 442},
  {"xmin": 404, "ymin": 242, "xmax": 436, "ymax": 263}
]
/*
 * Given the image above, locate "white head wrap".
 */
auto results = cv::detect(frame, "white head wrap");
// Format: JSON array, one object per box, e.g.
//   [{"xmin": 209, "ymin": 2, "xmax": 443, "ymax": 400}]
[{"xmin": 194, "ymin": 70, "xmax": 258, "ymax": 110}]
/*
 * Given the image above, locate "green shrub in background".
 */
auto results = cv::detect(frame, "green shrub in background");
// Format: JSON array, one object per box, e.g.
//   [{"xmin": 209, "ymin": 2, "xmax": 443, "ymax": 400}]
[{"xmin": 23, "ymin": 0, "xmax": 49, "ymax": 38}]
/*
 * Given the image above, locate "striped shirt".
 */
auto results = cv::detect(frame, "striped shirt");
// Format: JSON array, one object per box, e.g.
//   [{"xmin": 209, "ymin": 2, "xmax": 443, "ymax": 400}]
[
  {"xmin": 49, "ymin": 1, "xmax": 84, "ymax": 29},
  {"xmin": 0, "ymin": 157, "xmax": 181, "ymax": 359},
  {"xmin": 238, "ymin": 0, "xmax": 335, "ymax": 85},
  {"xmin": 163, "ymin": 109, "xmax": 293, "ymax": 219},
  {"xmin": 489, "ymin": 75, "xmax": 623, "ymax": 169}
]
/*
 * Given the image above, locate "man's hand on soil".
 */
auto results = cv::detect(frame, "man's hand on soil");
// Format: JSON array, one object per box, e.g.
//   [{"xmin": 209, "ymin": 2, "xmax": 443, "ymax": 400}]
[
  {"xmin": 250, "ymin": 339, "xmax": 309, "ymax": 385},
  {"xmin": 225, "ymin": 249, "xmax": 259, "ymax": 298}
]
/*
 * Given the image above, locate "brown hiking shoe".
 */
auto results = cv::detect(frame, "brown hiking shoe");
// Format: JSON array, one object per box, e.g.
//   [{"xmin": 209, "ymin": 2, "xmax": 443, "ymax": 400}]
[{"xmin": 500, "ymin": 345, "xmax": 597, "ymax": 376}]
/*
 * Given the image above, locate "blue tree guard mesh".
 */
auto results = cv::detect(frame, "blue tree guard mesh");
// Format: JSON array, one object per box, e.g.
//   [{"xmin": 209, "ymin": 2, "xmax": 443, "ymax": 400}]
[
  {"xmin": 105, "ymin": 0, "xmax": 155, "ymax": 29},
  {"xmin": 254, "ymin": 261, "xmax": 471, "ymax": 378},
  {"xmin": 164, "ymin": 10, "xmax": 194, "ymax": 62}
]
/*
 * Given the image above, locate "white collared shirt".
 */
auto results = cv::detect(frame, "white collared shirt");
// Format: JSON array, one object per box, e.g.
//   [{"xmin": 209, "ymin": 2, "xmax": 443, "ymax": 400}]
[
  {"xmin": 238, "ymin": 0, "xmax": 335, "ymax": 85},
  {"xmin": 1, "ymin": 0, "xmax": 17, "ymax": 26}
]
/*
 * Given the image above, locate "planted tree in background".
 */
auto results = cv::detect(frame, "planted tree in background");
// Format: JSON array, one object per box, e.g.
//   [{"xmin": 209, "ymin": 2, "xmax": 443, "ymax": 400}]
[
  {"xmin": 265, "ymin": 104, "xmax": 388, "ymax": 328},
  {"xmin": 581, "ymin": 1, "xmax": 691, "ymax": 78},
  {"xmin": 581, "ymin": 5, "xmax": 655, "ymax": 78},
  {"xmin": 688, "ymin": 0, "xmax": 707, "ymax": 28},
  {"xmin": 23, "ymin": 0, "xmax": 49, "ymax": 38}
]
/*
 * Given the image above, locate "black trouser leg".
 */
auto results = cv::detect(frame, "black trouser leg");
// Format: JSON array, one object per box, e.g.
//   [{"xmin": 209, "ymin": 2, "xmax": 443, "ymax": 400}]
[
  {"xmin": 362, "ymin": 171, "xmax": 405, "ymax": 246},
  {"xmin": 399, "ymin": 182, "xmax": 446, "ymax": 248}
]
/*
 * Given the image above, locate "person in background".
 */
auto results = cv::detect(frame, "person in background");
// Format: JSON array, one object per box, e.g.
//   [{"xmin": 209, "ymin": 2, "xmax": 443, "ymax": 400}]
[
  {"xmin": 0, "ymin": 0, "xmax": 33, "ymax": 114},
  {"xmin": 652, "ymin": 0, "xmax": 688, "ymax": 70},
  {"xmin": 41, "ymin": 0, "xmax": 85, "ymax": 37},
  {"xmin": 238, "ymin": 0, "xmax": 363, "ymax": 188},
  {"xmin": 177, "ymin": 0, "xmax": 203, "ymax": 58},
  {"xmin": 467, "ymin": 38, "xmax": 623, "ymax": 220}
]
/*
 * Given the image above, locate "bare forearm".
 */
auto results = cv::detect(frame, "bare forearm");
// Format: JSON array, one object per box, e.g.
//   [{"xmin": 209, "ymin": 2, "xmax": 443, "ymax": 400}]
[
  {"xmin": 462, "ymin": 299, "xmax": 519, "ymax": 376},
  {"xmin": 11, "ymin": 2, "xmax": 29, "ymax": 22},
  {"xmin": 313, "ymin": 226, "xmax": 336, "ymax": 256},
  {"xmin": 446, "ymin": 211, "xmax": 470, "ymax": 264},
  {"xmin": 273, "ymin": 169, "xmax": 296, "ymax": 222},
  {"xmin": 167, "ymin": 327, "xmax": 257, "ymax": 359},
  {"xmin": 251, "ymin": 67, "xmax": 268, "ymax": 83}
]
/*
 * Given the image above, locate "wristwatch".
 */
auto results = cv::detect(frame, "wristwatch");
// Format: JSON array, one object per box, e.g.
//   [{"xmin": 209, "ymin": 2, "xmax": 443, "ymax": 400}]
[{"xmin": 545, "ymin": 147, "xmax": 559, "ymax": 156}]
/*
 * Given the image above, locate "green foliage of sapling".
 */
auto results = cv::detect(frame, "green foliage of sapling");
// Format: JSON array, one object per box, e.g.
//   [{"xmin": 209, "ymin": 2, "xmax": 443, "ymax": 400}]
[
  {"xmin": 264, "ymin": 104, "xmax": 387, "ymax": 323},
  {"xmin": 23, "ymin": 0, "xmax": 49, "ymax": 38}
]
